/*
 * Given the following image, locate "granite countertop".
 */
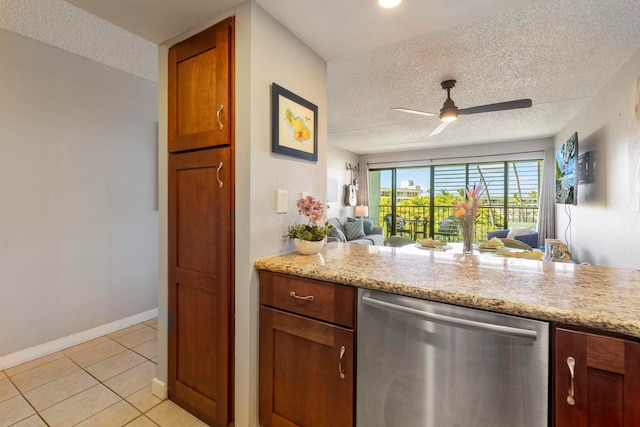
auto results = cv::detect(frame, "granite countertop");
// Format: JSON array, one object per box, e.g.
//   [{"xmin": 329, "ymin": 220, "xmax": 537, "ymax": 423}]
[{"xmin": 254, "ymin": 242, "xmax": 640, "ymax": 339}]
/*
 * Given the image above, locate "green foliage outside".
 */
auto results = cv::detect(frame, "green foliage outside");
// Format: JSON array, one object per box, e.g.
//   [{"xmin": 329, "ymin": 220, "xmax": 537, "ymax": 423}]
[
  {"xmin": 373, "ymin": 161, "xmax": 541, "ymax": 242},
  {"xmin": 378, "ymin": 188, "xmax": 538, "ymax": 242}
]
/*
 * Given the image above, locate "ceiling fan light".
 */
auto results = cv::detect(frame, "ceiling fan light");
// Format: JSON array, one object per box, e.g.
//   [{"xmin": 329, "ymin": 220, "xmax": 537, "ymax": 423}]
[
  {"xmin": 378, "ymin": 0, "xmax": 401, "ymax": 8},
  {"xmin": 440, "ymin": 96, "xmax": 459, "ymax": 122},
  {"xmin": 440, "ymin": 108, "xmax": 458, "ymax": 122}
]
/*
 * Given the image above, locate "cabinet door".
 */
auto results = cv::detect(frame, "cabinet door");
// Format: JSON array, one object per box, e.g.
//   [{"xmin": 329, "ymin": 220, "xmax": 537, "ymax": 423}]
[
  {"xmin": 259, "ymin": 306, "xmax": 354, "ymax": 427},
  {"xmin": 168, "ymin": 148, "xmax": 232, "ymax": 426},
  {"xmin": 555, "ymin": 328, "xmax": 640, "ymax": 427},
  {"xmin": 168, "ymin": 17, "xmax": 234, "ymax": 152}
]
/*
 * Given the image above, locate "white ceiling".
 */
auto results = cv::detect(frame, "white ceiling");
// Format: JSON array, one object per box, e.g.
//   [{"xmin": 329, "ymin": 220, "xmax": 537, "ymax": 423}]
[{"xmin": 63, "ymin": 0, "xmax": 640, "ymax": 154}]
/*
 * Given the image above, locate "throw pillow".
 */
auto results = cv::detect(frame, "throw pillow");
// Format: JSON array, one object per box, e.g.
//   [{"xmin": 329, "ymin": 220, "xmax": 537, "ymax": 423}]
[
  {"xmin": 506, "ymin": 226, "xmax": 532, "ymax": 240},
  {"xmin": 328, "ymin": 226, "xmax": 347, "ymax": 243},
  {"xmin": 347, "ymin": 217, "xmax": 374, "ymax": 235},
  {"xmin": 362, "ymin": 218, "xmax": 374, "ymax": 235},
  {"xmin": 344, "ymin": 221, "xmax": 366, "ymax": 241}
]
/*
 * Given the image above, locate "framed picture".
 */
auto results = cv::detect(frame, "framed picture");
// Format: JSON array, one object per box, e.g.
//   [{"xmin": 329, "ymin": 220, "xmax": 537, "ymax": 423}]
[
  {"xmin": 545, "ymin": 238, "xmax": 564, "ymax": 262},
  {"xmin": 271, "ymin": 83, "xmax": 318, "ymax": 161}
]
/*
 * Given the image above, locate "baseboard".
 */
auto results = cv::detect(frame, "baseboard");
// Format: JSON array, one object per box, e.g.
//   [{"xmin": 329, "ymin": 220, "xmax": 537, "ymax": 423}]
[
  {"xmin": 0, "ymin": 308, "xmax": 158, "ymax": 371},
  {"xmin": 152, "ymin": 377, "xmax": 168, "ymax": 400}
]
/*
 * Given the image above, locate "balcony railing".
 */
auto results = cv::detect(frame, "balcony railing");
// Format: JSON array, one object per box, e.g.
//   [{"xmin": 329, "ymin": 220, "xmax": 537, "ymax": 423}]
[{"xmin": 375, "ymin": 204, "xmax": 538, "ymax": 242}]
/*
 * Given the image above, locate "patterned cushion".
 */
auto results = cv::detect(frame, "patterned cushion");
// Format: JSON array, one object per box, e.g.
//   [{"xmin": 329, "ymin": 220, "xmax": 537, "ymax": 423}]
[
  {"xmin": 328, "ymin": 226, "xmax": 347, "ymax": 242},
  {"xmin": 344, "ymin": 221, "xmax": 366, "ymax": 241},
  {"xmin": 348, "ymin": 217, "xmax": 374, "ymax": 235}
]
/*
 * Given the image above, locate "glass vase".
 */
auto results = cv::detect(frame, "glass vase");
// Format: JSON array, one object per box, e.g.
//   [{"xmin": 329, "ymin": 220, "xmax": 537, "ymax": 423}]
[{"xmin": 462, "ymin": 224, "xmax": 474, "ymax": 254}]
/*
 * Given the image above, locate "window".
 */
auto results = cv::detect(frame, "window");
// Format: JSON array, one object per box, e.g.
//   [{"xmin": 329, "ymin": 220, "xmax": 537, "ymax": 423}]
[{"xmin": 369, "ymin": 159, "xmax": 542, "ymax": 241}]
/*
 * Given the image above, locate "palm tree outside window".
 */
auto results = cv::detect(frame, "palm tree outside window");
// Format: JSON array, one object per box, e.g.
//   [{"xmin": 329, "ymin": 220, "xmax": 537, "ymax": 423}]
[{"xmin": 368, "ymin": 159, "xmax": 542, "ymax": 241}]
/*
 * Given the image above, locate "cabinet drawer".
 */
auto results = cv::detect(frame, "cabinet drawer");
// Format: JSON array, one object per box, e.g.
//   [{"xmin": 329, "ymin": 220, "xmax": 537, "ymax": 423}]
[{"xmin": 259, "ymin": 271, "xmax": 355, "ymax": 328}]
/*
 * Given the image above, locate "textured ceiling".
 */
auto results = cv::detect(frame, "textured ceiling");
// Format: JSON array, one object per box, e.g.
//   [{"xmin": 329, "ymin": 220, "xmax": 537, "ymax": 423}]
[
  {"xmin": 327, "ymin": 0, "xmax": 640, "ymax": 153},
  {"xmin": 255, "ymin": 0, "xmax": 539, "ymax": 61},
  {"xmin": 47, "ymin": 0, "xmax": 640, "ymax": 154},
  {"xmin": 62, "ymin": 0, "xmax": 245, "ymax": 44},
  {"xmin": 0, "ymin": 0, "xmax": 157, "ymax": 82}
]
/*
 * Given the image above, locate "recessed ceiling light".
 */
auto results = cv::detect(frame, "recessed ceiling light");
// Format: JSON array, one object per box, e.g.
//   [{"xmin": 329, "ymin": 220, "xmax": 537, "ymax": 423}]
[{"xmin": 379, "ymin": 0, "xmax": 401, "ymax": 9}]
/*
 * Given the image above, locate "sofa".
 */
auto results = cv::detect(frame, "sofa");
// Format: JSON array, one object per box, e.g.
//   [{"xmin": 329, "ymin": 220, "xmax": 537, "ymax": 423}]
[
  {"xmin": 327, "ymin": 217, "xmax": 384, "ymax": 245},
  {"xmin": 486, "ymin": 228, "xmax": 539, "ymax": 249}
]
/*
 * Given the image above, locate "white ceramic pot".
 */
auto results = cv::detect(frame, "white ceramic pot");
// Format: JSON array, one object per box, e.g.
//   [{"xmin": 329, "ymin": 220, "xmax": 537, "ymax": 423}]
[{"xmin": 293, "ymin": 238, "xmax": 326, "ymax": 255}]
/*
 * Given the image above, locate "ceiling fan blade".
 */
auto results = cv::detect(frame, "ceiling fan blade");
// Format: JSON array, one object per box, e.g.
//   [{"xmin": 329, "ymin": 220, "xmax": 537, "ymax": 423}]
[
  {"xmin": 429, "ymin": 121, "xmax": 450, "ymax": 136},
  {"xmin": 459, "ymin": 99, "xmax": 532, "ymax": 115},
  {"xmin": 392, "ymin": 107, "xmax": 438, "ymax": 117}
]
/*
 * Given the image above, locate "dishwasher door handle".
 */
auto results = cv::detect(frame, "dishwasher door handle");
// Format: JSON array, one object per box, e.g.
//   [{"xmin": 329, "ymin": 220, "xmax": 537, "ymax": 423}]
[{"xmin": 362, "ymin": 294, "xmax": 538, "ymax": 341}]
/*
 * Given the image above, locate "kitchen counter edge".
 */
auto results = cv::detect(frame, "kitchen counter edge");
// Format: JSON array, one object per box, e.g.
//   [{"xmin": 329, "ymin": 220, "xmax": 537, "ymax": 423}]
[{"xmin": 255, "ymin": 243, "xmax": 640, "ymax": 340}]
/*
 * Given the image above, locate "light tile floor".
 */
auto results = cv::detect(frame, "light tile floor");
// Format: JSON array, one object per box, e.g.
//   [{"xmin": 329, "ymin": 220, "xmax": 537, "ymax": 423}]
[{"xmin": 0, "ymin": 319, "xmax": 208, "ymax": 427}]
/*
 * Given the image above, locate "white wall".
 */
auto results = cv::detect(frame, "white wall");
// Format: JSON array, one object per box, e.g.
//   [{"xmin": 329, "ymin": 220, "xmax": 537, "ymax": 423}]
[
  {"xmin": 156, "ymin": 2, "xmax": 328, "ymax": 425},
  {"xmin": 0, "ymin": 29, "xmax": 158, "ymax": 359},
  {"xmin": 554, "ymin": 46, "xmax": 640, "ymax": 269},
  {"xmin": 246, "ymin": 5, "xmax": 327, "ymax": 423},
  {"xmin": 327, "ymin": 145, "xmax": 360, "ymax": 218}
]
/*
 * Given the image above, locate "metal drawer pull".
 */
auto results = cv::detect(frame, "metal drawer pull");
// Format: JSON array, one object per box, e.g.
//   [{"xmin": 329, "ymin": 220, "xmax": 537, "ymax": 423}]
[
  {"xmin": 567, "ymin": 357, "xmax": 576, "ymax": 405},
  {"xmin": 215, "ymin": 162, "xmax": 223, "ymax": 188},
  {"xmin": 289, "ymin": 291, "xmax": 314, "ymax": 301},
  {"xmin": 339, "ymin": 345, "xmax": 346, "ymax": 379},
  {"xmin": 216, "ymin": 105, "xmax": 224, "ymax": 130}
]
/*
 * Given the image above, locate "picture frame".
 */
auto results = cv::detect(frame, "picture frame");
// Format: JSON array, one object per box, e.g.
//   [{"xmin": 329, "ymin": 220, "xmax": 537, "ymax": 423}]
[
  {"xmin": 271, "ymin": 83, "xmax": 318, "ymax": 161},
  {"xmin": 545, "ymin": 238, "xmax": 564, "ymax": 262}
]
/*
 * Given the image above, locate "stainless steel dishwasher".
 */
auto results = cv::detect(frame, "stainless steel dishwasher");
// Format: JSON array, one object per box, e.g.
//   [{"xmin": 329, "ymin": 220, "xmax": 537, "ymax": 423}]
[{"xmin": 357, "ymin": 289, "xmax": 549, "ymax": 427}]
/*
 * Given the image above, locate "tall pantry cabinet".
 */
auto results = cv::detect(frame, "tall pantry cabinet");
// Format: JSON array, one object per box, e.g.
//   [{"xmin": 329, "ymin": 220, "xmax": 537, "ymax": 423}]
[{"xmin": 167, "ymin": 17, "xmax": 235, "ymax": 427}]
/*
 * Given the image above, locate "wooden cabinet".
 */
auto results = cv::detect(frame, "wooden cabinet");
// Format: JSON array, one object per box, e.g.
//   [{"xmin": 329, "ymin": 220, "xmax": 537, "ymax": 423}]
[
  {"xmin": 259, "ymin": 271, "xmax": 356, "ymax": 427},
  {"xmin": 167, "ymin": 17, "xmax": 235, "ymax": 427},
  {"xmin": 168, "ymin": 147, "xmax": 232, "ymax": 426},
  {"xmin": 554, "ymin": 327, "xmax": 640, "ymax": 426},
  {"xmin": 168, "ymin": 17, "xmax": 234, "ymax": 152}
]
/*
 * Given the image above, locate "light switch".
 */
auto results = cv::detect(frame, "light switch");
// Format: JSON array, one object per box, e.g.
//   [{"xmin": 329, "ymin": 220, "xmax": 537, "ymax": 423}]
[{"xmin": 277, "ymin": 189, "xmax": 288, "ymax": 213}]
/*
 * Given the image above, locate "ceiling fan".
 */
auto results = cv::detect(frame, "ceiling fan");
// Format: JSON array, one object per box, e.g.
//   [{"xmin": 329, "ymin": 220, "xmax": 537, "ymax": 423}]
[{"xmin": 393, "ymin": 80, "xmax": 532, "ymax": 136}]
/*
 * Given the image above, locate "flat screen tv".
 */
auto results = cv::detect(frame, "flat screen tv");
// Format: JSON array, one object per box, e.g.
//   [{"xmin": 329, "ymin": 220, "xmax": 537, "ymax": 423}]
[{"xmin": 555, "ymin": 132, "xmax": 578, "ymax": 204}]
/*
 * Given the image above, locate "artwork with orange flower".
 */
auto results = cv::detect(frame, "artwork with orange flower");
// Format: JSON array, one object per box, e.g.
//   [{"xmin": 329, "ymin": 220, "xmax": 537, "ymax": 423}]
[{"xmin": 271, "ymin": 83, "xmax": 318, "ymax": 162}]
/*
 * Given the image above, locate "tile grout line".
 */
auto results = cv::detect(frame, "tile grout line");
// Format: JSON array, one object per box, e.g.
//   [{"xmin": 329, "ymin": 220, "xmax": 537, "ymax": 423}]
[
  {"xmin": 4, "ymin": 323, "xmax": 161, "ymax": 427},
  {"xmin": 3, "ymin": 373, "xmax": 45, "ymax": 426}
]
